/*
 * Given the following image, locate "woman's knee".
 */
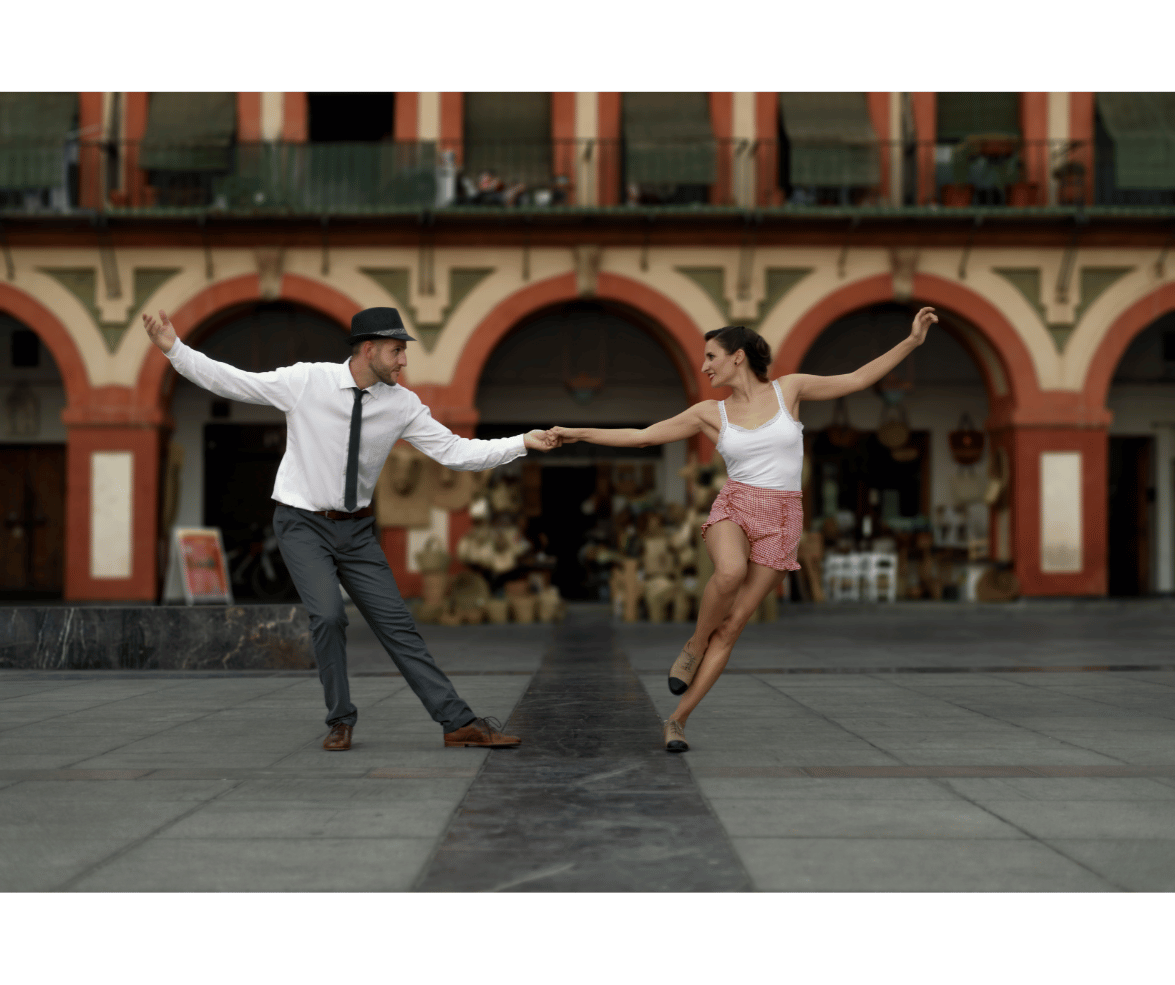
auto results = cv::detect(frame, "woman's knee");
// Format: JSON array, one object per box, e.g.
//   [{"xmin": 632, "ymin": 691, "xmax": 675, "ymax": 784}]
[{"xmin": 710, "ymin": 564, "xmax": 747, "ymax": 595}]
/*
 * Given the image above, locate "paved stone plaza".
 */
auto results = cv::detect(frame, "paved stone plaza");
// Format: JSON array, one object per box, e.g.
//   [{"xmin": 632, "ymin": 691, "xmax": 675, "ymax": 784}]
[{"xmin": 1, "ymin": 601, "xmax": 1173, "ymax": 892}]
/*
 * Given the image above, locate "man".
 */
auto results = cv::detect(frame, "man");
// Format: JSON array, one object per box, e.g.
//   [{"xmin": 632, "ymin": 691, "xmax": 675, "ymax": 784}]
[{"xmin": 144, "ymin": 306, "xmax": 556, "ymax": 751}]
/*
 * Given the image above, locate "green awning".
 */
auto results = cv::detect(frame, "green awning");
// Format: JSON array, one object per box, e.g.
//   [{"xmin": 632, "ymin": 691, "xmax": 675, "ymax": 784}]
[
  {"xmin": 140, "ymin": 92, "xmax": 236, "ymax": 171},
  {"xmin": 1097, "ymin": 92, "xmax": 1175, "ymax": 190},
  {"xmin": 463, "ymin": 92, "xmax": 551, "ymax": 185},
  {"xmin": 935, "ymin": 92, "xmax": 1020, "ymax": 142},
  {"xmin": 623, "ymin": 92, "xmax": 716, "ymax": 185},
  {"xmin": 0, "ymin": 92, "xmax": 77, "ymax": 188},
  {"xmin": 216, "ymin": 142, "xmax": 436, "ymax": 211},
  {"xmin": 779, "ymin": 92, "xmax": 879, "ymax": 187}
]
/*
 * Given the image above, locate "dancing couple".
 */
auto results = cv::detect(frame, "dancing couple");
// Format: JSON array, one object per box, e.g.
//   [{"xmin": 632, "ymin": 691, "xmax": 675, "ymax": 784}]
[{"xmin": 144, "ymin": 304, "xmax": 936, "ymax": 753}]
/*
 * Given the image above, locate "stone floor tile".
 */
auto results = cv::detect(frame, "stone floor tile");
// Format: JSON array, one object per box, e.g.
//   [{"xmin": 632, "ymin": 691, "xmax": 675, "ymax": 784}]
[
  {"xmin": 69, "ymin": 837, "xmax": 437, "ymax": 891},
  {"xmin": 219, "ymin": 777, "xmax": 475, "ymax": 803},
  {"xmin": 730, "ymin": 837, "xmax": 1117, "ymax": 891},
  {"xmin": 0, "ymin": 839, "xmax": 136, "ymax": 891},
  {"xmin": 946, "ymin": 776, "xmax": 1175, "ymax": 802},
  {"xmin": 694, "ymin": 776, "xmax": 962, "ymax": 800},
  {"xmin": 0, "ymin": 797, "xmax": 195, "ymax": 841},
  {"xmin": 978, "ymin": 800, "xmax": 1175, "ymax": 840},
  {"xmin": 1046, "ymin": 839, "xmax": 1175, "ymax": 891},
  {"xmin": 894, "ymin": 747, "xmax": 1122, "ymax": 766},
  {"xmin": 709, "ymin": 797, "xmax": 1023, "ymax": 839},
  {"xmin": 156, "ymin": 798, "xmax": 463, "ymax": 840},
  {"xmin": 0, "ymin": 778, "xmax": 236, "ymax": 801}
]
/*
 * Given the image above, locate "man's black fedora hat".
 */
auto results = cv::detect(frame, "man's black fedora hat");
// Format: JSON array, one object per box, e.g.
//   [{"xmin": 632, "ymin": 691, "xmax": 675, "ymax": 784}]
[{"xmin": 348, "ymin": 307, "xmax": 416, "ymax": 345}]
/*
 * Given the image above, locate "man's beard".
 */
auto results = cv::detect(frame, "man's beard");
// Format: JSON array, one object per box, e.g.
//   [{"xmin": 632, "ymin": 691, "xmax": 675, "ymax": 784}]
[{"xmin": 373, "ymin": 365, "xmax": 400, "ymax": 386}]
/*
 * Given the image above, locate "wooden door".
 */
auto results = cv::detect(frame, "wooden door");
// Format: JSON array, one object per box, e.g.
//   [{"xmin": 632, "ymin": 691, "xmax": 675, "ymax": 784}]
[
  {"xmin": 1108, "ymin": 436, "xmax": 1153, "ymax": 596},
  {"xmin": 0, "ymin": 445, "xmax": 66, "ymax": 597}
]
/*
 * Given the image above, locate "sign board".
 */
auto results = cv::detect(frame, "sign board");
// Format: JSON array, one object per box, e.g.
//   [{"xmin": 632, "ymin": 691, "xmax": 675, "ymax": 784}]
[{"xmin": 162, "ymin": 527, "xmax": 234, "ymax": 605}]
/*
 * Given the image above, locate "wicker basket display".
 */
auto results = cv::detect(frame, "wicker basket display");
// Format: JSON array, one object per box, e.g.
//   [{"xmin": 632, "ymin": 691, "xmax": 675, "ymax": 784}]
[{"xmin": 949, "ymin": 413, "xmax": 985, "ymax": 465}]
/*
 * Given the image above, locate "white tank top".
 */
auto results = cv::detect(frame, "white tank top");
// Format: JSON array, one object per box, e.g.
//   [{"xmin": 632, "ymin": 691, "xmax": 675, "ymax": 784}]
[{"xmin": 716, "ymin": 380, "xmax": 804, "ymax": 492}]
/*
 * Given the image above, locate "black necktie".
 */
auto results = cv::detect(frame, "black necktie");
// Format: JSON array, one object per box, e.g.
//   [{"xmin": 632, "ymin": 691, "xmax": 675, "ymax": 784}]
[{"xmin": 344, "ymin": 388, "xmax": 365, "ymax": 512}]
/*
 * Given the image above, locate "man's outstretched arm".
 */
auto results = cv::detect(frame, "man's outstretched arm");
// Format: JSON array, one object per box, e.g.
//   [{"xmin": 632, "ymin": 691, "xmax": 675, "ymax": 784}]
[
  {"xmin": 402, "ymin": 400, "xmax": 558, "ymax": 471},
  {"xmin": 143, "ymin": 309, "xmax": 304, "ymax": 412}
]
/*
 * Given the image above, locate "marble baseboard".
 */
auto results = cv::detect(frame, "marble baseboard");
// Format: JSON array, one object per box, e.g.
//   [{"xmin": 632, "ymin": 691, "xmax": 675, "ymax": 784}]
[{"xmin": 0, "ymin": 605, "xmax": 314, "ymax": 671}]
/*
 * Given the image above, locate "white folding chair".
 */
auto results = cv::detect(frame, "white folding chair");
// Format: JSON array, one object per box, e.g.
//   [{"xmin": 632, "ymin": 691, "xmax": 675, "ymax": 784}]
[{"xmin": 861, "ymin": 552, "xmax": 898, "ymax": 603}]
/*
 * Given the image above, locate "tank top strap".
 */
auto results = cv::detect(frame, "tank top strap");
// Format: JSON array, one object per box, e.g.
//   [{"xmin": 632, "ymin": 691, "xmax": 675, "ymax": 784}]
[
  {"xmin": 718, "ymin": 400, "xmax": 729, "ymax": 427},
  {"xmin": 772, "ymin": 379, "xmax": 785, "ymax": 411}
]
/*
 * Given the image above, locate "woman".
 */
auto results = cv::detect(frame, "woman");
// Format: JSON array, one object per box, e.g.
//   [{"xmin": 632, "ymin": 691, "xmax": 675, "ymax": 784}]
[{"xmin": 552, "ymin": 306, "xmax": 938, "ymax": 752}]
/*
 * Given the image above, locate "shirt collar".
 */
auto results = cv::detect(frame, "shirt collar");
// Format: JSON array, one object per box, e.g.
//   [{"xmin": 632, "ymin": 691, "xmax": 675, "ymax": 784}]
[{"xmin": 339, "ymin": 358, "xmax": 386, "ymax": 400}]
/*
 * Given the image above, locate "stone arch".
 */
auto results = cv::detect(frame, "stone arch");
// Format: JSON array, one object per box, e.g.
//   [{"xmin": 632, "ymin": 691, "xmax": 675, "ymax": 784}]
[
  {"xmin": 133, "ymin": 273, "xmax": 362, "ymax": 412},
  {"xmin": 432, "ymin": 271, "xmax": 709, "ymax": 412},
  {"xmin": 769, "ymin": 272, "xmax": 1045, "ymax": 425},
  {"xmin": 1082, "ymin": 281, "xmax": 1175, "ymax": 410},
  {"xmin": 0, "ymin": 282, "xmax": 92, "ymax": 409}
]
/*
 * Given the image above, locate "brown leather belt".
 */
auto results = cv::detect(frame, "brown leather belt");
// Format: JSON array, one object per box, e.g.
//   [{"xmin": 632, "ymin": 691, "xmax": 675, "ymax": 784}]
[{"xmin": 280, "ymin": 503, "xmax": 374, "ymax": 521}]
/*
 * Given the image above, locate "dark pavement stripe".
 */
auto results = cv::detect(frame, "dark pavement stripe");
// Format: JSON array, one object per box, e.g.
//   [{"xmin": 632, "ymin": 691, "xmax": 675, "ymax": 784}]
[{"xmin": 413, "ymin": 607, "xmax": 752, "ymax": 892}]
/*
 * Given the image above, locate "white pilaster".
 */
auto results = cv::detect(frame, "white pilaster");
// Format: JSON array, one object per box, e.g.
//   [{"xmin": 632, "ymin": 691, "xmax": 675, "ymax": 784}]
[
  {"xmin": 1040, "ymin": 451, "xmax": 1083, "ymax": 573},
  {"xmin": 260, "ymin": 92, "xmax": 284, "ymax": 141},
  {"xmin": 418, "ymin": 93, "xmax": 441, "ymax": 141},
  {"xmin": 1046, "ymin": 93, "xmax": 1071, "ymax": 206},
  {"xmin": 91, "ymin": 451, "xmax": 133, "ymax": 579},
  {"xmin": 889, "ymin": 91, "xmax": 903, "ymax": 205},
  {"xmin": 575, "ymin": 92, "xmax": 598, "ymax": 207},
  {"xmin": 732, "ymin": 92, "xmax": 756, "ymax": 207}
]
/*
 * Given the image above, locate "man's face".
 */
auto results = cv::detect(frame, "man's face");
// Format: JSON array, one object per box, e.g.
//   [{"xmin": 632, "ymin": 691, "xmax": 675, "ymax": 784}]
[{"xmin": 370, "ymin": 339, "xmax": 408, "ymax": 385}]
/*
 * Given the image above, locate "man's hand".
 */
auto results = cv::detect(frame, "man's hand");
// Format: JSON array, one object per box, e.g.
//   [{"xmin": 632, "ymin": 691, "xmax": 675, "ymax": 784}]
[
  {"xmin": 524, "ymin": 429, "xmax": 561, "ymax": 453},
  {"xmin": 909, "ymin": 306, "xmax": 938, "ymax": 346},
  {"xmin": 143, "ymin": 309, "xmax": 178, "ymax": 354}
]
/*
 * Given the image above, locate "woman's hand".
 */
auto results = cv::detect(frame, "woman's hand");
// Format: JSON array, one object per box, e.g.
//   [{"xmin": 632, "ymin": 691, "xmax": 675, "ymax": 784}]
[
  {"xmin": 550, "ymin": 426, "xmax": 582, "ymax": 444},
  {"xmin": 909, "ymin": 306, "xmax": 938, "ymax": 346}
]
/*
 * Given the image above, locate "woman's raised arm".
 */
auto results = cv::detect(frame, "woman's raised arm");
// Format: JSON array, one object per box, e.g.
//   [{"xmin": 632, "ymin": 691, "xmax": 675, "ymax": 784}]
[
  {"xmin": 552, "ymin": 403, "xmax": 712, "ymax": 449},
  {"xmin": 789, "ymin": 306, "xmax": 937, "ymax": 405}
]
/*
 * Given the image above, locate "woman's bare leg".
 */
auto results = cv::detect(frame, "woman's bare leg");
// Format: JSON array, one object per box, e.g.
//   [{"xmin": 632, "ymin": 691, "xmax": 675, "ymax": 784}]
[
  {"xmin": 670, "ymin": 562, "xmax": 785, "ymax": 726},
  {"xmin": 682, "ymin": 520, "xmax": 749, "ymax": 660}
]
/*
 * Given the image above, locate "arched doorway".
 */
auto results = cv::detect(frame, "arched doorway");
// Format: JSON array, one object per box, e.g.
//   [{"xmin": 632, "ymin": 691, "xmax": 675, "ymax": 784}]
[
  {"xmin": 0, "ymin": 312, "xmax": 68, "ymax": 599},
  {"xmin": 1104, "ymin": 311, "xmax": 1175, "ymax": 595},
  {"xmin": 796, "ymin": 301, "xmax": 995, "ymax": 600},
  {"xmin": 474, "ymin": 299, "xmax": 692, "ymax": 599},
  {"xmin": 165, "ymin": 301, "xmax": 349, "ymax": 599}
]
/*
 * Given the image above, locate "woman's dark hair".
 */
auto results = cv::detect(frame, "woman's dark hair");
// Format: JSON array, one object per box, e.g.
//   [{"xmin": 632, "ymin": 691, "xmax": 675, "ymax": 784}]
[{"xmin": 704, "ymin": 325, "xmax": 772, "ymax": 382}]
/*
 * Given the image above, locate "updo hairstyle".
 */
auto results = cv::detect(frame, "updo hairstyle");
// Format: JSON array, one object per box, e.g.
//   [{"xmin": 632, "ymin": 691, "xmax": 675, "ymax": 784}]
[{"xmin": 704, "ymin": 325, "xmax": 772, "ymax": 383}]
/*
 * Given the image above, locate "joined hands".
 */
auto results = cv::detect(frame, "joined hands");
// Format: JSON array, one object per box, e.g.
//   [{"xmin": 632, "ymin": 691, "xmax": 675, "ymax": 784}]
[{"xmin": 523, "ymin": 426, "xmax": 581, "ymax": 452}]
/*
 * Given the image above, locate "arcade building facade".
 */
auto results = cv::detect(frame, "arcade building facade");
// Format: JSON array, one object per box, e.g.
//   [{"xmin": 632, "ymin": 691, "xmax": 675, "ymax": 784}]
[{"xmin": 2, "ymin": 91, "xmax": 1173, "ymax": 602}]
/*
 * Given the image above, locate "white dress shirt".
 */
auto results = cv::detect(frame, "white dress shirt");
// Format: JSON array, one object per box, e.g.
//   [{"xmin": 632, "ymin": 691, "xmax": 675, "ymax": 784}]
[{"xmin": 165, "ymin": 339, "xmax": 528, "ymax": 512}]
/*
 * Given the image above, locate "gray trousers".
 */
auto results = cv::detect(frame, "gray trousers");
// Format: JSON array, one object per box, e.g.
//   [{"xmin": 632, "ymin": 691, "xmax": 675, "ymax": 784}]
[{"xmin": 272, "ymin": 503, "xmax": 476, "ymax": 732}]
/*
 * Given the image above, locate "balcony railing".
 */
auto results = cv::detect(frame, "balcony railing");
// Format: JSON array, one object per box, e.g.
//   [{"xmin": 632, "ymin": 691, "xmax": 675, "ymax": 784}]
[{"xmin": 2, "ymin": 138, "xmax": 1173, "ymax": 215}]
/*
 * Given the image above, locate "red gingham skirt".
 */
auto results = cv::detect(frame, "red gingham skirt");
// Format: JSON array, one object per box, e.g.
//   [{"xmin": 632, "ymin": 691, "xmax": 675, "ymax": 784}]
[{"xmin": 701, "ymin": 480, "xmax": 804, "ymax": 571}]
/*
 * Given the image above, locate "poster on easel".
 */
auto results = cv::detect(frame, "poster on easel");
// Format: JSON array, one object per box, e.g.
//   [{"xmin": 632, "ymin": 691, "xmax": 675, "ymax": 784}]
[{"xmin": 162, "ymin": 527, "xmax": 234, "ymax": 605}]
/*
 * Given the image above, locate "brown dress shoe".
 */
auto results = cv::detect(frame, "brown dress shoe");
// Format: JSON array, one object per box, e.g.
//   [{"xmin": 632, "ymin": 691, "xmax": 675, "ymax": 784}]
[
  {"xmin": 323, "ymin": 723, "xmax": 353, "ymax": 751},
  {"xmin": 444, "ymin": 716, "xmax": 520, "ymax": 748}
]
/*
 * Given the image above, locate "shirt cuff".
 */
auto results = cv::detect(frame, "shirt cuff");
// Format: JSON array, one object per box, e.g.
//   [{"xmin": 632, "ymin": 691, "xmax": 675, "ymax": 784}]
[
  {"xmin": 515, "ymin": 433, "xmax": 529, "ymax": 455},
  {"xmin": 164, "ymin": 338, "xmax": 187, "ymax": 360}
]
